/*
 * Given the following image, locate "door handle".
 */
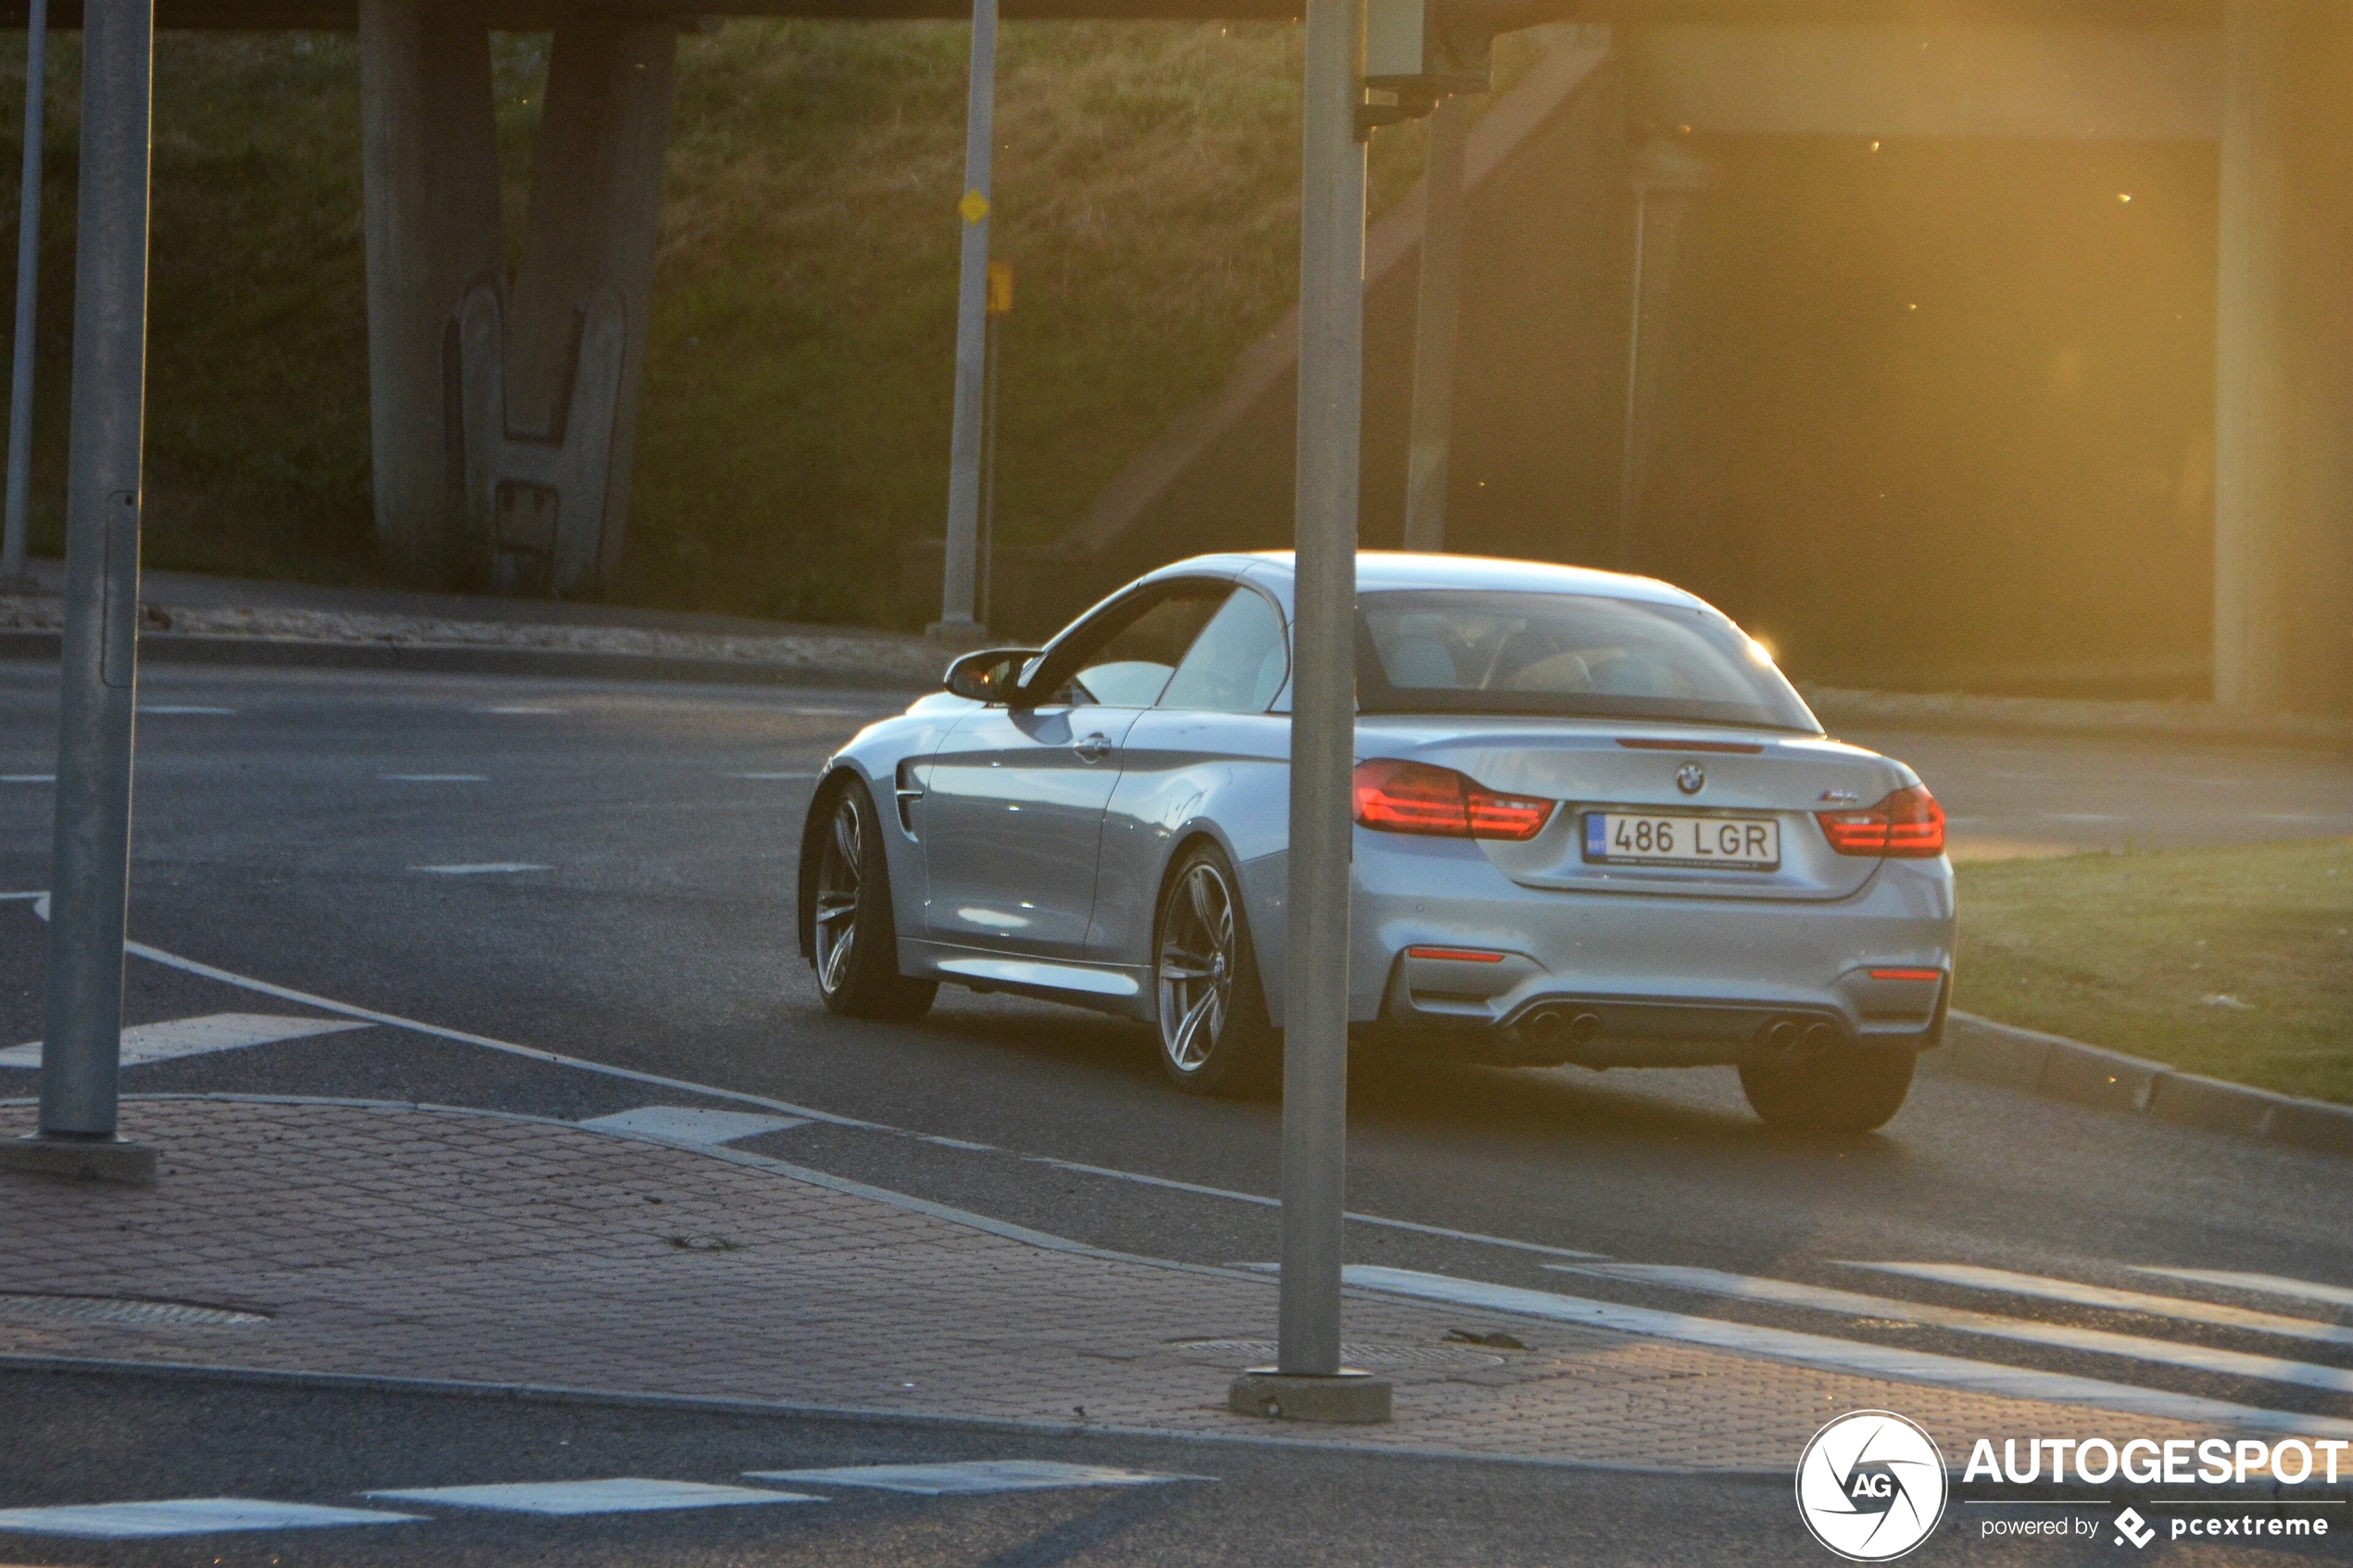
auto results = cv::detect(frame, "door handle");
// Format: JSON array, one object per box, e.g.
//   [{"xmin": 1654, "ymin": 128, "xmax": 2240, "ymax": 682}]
[{"xmin": 1072, "ymin": 733, "xmax": 1113, "ymax": 763}]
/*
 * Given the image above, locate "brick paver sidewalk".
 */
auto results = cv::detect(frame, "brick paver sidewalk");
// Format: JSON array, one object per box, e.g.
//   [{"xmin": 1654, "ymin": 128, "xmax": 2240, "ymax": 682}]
[{"xmin": 0, "ymin": 1098, "xmax": 2221, "ymax": 1471}]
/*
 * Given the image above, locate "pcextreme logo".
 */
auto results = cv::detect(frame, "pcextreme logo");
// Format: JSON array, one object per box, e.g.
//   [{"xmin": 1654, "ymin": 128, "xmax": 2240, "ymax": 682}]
[{"xmin": 1796, "ymin": 1411, "xmax": 1950, "ymax": 1562}]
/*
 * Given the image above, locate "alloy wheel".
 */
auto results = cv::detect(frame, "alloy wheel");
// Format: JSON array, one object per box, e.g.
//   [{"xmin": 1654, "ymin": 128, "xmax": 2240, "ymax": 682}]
[
  {"xmin": 813, "ymin": 791, "xmax": 863, "ymax": 996},
  {"xmin": 1158, "ymin": 861, "xmax": 1236, "ymax": 1074}
]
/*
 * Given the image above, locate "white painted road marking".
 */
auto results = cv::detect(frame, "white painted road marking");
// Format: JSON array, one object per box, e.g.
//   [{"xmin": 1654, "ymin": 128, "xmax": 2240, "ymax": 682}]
[
  {"xmin": 581, "ymin": 1105, "xmax": 811, "ymax": 1146},
  {"xmin": 730, "ymin": 771, "xmax": 819, "ymax": 781},
  {"xmin": 0, "ymin": 1499, "xmax": 422, "ymax": 1539},
  {"xmin": 483, "ymin": 706, "xmax": 563, "ymax": 714},
  {"xmin": 1340, "ymin": 1266, "xmax": 2353, "ymax": 1439},
  {"xmin": 0, "ymin": 773, "xmax": 53, "ymax": 783},
  {"xmin": 381, "ymin": 774, "xmax": 488, "ymax": 783},
  {"xmin": 0, "ymin": 1012, "xmax": 370, "ymax": 1070},
  {"xmin": 1838, "ymin": 1261, "xmax": 2353, "ymax": 1348},
  {"xmin": 137, "ymin": 705, "xmax": 234, "ymax": 716},
  {"xmin": 364, "ymin": 1479, "xmax": 823, "ymax": 1514},
  {"xmin": 411, "ymin": 863, "xmax": 550, "ymax": 875},
  {"xmin": 2133, "ymin": 1267, "xmax": 2353, "ymax": 1311},
  {"xmin": 1549, "ymin": 1262, "xmax": 2353, "ymax": 1396},
  {"xmin": 746, "ymin": 1461, "xmax": 1208, "ymax": 1495}
]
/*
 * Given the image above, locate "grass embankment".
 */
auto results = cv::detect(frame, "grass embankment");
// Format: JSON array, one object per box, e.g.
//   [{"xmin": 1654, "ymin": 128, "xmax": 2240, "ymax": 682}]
[
  {"xmin": 1954, "ymin": 839, "xmax": 2353, "ymax": 1106},
  {"xmin": 0, "ymin": 24, "xmax": 1554, "ymax": 620}
]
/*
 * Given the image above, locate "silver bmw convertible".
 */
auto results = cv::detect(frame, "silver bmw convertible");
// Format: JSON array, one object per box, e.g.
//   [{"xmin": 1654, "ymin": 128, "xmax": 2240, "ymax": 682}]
[{"xmin": 799, "ymin": 552, "xmax": 1953, "ymax": 1133}]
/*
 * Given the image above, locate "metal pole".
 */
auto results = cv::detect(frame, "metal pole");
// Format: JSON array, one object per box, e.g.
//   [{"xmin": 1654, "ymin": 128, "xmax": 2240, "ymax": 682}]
[
  {"xmin": 1613, "ymin": 178, "xmax": 1648, "ymax": 573},
  {"xmin": 0, "ymin": 0, "xmax": 48, "ymax": 583},
  {"xmin": 1400, "ymin": 93, "xmax": 1466, "ymax": 554},
  {"xmin": 13, "ymin": 0, "xmax": 157, "ymax": 1183},
  {"xmin": 979, "ymin": 305, "xmax": 998, "ymax": 630},
  {"xmin": 1277, "ymin": 0, "xmax": 1366, "ymax": 1384},
  {"xmin": 931, "ymin": 0, "xmax": 996, "ymax": 639}
]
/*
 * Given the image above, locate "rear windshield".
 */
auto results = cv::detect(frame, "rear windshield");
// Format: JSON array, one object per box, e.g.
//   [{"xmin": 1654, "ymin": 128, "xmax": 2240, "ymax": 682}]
[{"xmin": 1357, "ymin": 590, "xmax": 1819, "ymax": 733}]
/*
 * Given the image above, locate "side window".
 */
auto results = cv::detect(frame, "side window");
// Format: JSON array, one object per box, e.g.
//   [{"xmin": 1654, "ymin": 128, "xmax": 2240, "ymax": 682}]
[
  {"xmin": 1043, "ymin": 583, "xmax": 1227, "ymax": 709},
  {"xmin": 1158, "ymin": 588, "xmax": 1288, "ymax": 713}
]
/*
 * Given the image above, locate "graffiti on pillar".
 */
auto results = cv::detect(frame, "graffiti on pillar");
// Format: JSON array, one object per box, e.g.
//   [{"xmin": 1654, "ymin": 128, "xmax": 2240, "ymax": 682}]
[{"xmin": 451, "ymin": 281, "xmax": 628, "ymax": 597}]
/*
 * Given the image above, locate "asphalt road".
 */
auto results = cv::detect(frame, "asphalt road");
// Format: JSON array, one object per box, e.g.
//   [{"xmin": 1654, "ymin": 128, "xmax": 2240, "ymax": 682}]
[{"xmin": 1, "ymin": 662, "xmax": 2349, "ymax": 1566}]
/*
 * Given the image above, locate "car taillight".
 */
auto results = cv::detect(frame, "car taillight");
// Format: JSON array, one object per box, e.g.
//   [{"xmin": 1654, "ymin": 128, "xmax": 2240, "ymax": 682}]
[
  {"xmin": 1353, "ymin": 759, "xmax": 1554, "ymax": 842},
  {"xmin": 1817, "ymin": 784, "xmax": 1945, "ymax": 858}
]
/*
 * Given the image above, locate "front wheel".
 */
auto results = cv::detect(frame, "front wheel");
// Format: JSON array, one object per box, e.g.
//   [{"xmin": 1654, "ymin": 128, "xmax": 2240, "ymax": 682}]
[
  {"xmin": 807, "ymin": 779, "xmax": 937, "ymax": 1022},
  {"xmin": 1152, "ymin": 843, "xmax": 1279, "ymax": 1097},
  {"xmin": 1739, "ymin": 1045, "xmax": 1915, "ymax": 1135}
]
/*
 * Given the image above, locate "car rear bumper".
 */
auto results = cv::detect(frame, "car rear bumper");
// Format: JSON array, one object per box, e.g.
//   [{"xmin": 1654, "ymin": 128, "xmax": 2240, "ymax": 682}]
[{"xmin": 1348, "ymin": 833, "xmax": 1954, "ymax": 1067}]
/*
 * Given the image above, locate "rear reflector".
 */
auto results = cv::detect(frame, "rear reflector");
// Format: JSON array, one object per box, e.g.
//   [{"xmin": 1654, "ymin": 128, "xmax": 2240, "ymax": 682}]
[
  {"xmin": 1405, "ymin": 946, "xmax": 1508, "ymax": 963},
  {"xmin": 1868, "ymin": 967, "xmax": 1945, "ymax": 983},
  {"xmin": 1615, "ymin": 738, "xmax": 1765, "ymax": 755},
  {"xmin": 1816, "ymin": 784, "xmax": 1946, "ymax": 858},
  {"xmin": 1353, "ymin": 759, "xmax": 1554, "ymax": 842}
]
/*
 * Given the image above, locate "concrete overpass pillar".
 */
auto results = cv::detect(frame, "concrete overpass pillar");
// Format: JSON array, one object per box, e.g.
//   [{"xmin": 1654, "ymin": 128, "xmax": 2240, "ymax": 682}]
[
  {"xmin": 2214, "ymin": 0, "xmax": 2353, "ymax": 715},
  {"xmin": 1614, "ymin": 133, "xmax": 1708, "ymax": 573},
  {"xmin": 356, "ymin": 0, "xmax": 503, "ymax": 583},
  {"xmin": 504, "ymin": 19, "xmax": 677, "ymax": 590}
]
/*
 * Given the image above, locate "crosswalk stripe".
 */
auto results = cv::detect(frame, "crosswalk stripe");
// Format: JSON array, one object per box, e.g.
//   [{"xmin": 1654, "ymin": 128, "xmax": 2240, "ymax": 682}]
[
  {"xmin": 1549, "ymin": 1263, "xmax": 2353, "ymax": 1397},
  {"xmin": 579, "ymin": 1105, "xmax": 811, "ymax": 1147},
  {"xmin": 1340, "ymin": 1266, "xmax": 2353, "ymax": 1439},
  {"xmin": 0, "ymin": 1499, "xmax": 421, "ymax": 1539},
  {"xmin": 745, "ymin": 1461, "xmax": 1210, "ymax": 1495},
  {"xmin": 1839, "ymin": 1261, "xmax": 2353, "ymax": 1348},
  {"xmin": 2133, "ymin": 1267, "xmax": 2353, "ymax": 1312},
  {"xmin": 362, "ymin": 1479, "xmax": 823, "ymax": 1514},
  {"xmin": 0, "ymin": 1013, "xmax": 370, "ymax": 1070}
]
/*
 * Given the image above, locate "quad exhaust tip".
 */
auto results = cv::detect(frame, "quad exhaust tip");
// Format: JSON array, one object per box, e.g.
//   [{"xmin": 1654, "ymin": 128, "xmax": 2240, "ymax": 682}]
[
  {"xmin": 1755, "ymin": 1016, "xmax": 1842, "ymax": 1060},
  {"xmin": 1519, "ymin": 1008, "xmax": 1603, "ymax": 1047}
]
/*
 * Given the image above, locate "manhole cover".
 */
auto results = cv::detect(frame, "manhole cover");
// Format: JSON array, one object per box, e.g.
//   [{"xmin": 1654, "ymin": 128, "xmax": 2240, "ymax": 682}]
[
  {"xmin": 1169, "ymin": 1338, "xmax": 1503, "ymax": 1372},
  {"xmin": 0, "ymin": 1293, "xmax": 269, "ymax": 1328}
]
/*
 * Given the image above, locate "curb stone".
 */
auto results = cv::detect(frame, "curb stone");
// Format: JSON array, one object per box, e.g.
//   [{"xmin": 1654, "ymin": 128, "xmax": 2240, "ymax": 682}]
[
  {"xmin": 0, "ymin": 629, "xmax": 937, "ymax": 694},
  {"xmin": 1931, "ymin": 1012, "xmax": 2353, "ymax": 1160}
]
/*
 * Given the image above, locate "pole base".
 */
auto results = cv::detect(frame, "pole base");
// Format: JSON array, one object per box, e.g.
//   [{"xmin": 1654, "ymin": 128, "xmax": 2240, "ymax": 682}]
[
  {"xmin": 0, "ymin": 1134, "xmax": 158, "ymax": 1185},
  {"xmin": 1227, "ymin": 1368, "xmax": 1392, "ymax": 1424},
  {"xmin": 924, "ymin": 619, "xmax": 994, "ymax": 652}
]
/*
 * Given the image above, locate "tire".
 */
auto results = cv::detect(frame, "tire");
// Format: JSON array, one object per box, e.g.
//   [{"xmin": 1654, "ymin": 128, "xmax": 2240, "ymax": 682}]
[
  {"xmin": 805, "ymin": 777, "xmax": 937, "ymax": 1022},
  {"xmin": 1151, "ymin": 841, "xmax": 1280, "ymax": 1097},
  {"xmin": 1739, "ymin": 1045, "xmax": 1916, "ymax": 1135}
]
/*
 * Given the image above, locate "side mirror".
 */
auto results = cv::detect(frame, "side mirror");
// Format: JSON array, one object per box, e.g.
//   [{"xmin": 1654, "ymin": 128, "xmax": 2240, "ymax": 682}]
[{"xmin": 944, "ymin": 646, "xmax": 1045, "ymax": 705}]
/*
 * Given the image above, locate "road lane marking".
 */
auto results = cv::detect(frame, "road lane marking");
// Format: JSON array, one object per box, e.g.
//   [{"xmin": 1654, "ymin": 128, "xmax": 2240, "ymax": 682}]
[
  {"xmin": 136, "ymin": 705, "xmax": 234, "ymax": 716},
  {"xmin": 746, "ymin": 1461, "xmax": 1208, "ymax": 1495},
  {"xmin": 0, "ymin": 891, "xmax": 44, "ymax": 901},
  {"xmin": 0, "ymin": 773, "xmax": 53, "ymax": 783},
  {"xmin": 0, "ymin": 1499, "xmax": 421, "ymax": 1539},
  {"xmin": 580, "ymin": 1106, "xmax": 810, "ymax": 1146},
  {"xmin": 381, "ymin": 774, "xmax": 487, "ymax": 783},
  {"xmin": 1837, "ymin": 1261, "xmax": 2353, "ymax": 1348},
  {"xmin": 1340, "ymin": 1267, "xmax": 2353, "ymax": 1439},
  {"xmin": 0, "ymin": 1013, "xmax": 370, "ymax": 1070},
  {"xmin": 482, "ymin": 706, "xmax": 563, "ymax": 714},
  {"xmin": 2133, "ymin": 1267, "xmax": 2353, "ymax": 1311},
  {"xmin": 410, "ymin": 863, "xmax": 549, "ymax": 875},
  {"xmin": 364, "ymin": 1479, "xmax": 823, "ymax": 1514},
  {"xmin": 1548, "ymin": 1262, "xmax": 2353, "ymax": 1396},
  {"xmin": 729, "ymin": 771, "xmax": 819, "ymax": 781},
  {"xmin": 61, "ymin": 924, "xmax": 1629, "ymax": 1272},
  {"xmin": 1028, "ymin": 1156, "xmax": 1609, "ymax": 1261}
]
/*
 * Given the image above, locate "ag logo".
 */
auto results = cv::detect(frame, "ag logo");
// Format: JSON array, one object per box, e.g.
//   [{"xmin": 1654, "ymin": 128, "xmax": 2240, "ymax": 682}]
[{"xmin": 1795, "ymin": 1410, "xmax": 1948, "ymax": 1562}]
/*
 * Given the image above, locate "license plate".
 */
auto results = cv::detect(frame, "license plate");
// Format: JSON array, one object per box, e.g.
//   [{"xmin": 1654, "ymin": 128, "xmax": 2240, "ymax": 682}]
[{"xmin": 1584, "ymin": 811, "xmax": 1780, "ymax": 869}]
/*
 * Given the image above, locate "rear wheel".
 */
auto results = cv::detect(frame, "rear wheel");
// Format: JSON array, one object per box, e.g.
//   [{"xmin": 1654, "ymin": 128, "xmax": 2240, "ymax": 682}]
[
  {"xmin": 1153, "ymin": 843, "xmax": 1279, "ymax": 1097},
  {"xmin": 809, "ymin": 780, "xmax": 937, "ymax": 1022},
  {"xmin": 1739, "ymin": 1046, "xmax": 1915, "ymax": 1135}
]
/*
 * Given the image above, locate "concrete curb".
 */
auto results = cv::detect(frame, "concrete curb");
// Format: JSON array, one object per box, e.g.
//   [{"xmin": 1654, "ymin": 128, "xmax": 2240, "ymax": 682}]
[
  {"xmin": 0, "ymin": 628, "xmax": 936, "ymax": 694},
  {"xmin": 1931, "ymin": 1012, "xmax": 2353, "ymax": 1160}
]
